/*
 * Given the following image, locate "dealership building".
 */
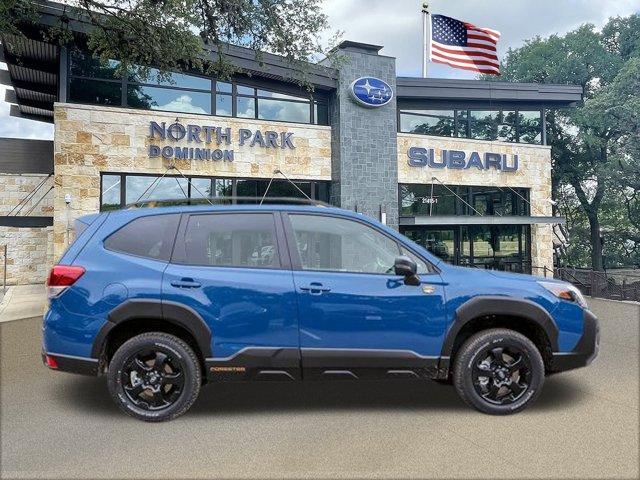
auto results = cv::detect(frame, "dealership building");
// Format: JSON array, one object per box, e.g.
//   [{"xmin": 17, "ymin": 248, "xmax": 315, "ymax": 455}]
[{"xmin": 0, "ymin": 1, "xmax": 582, "ymax": 285}]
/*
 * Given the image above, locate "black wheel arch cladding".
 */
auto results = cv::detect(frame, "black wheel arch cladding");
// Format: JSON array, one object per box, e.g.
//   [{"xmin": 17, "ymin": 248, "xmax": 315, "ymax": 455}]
[
  {"xmin": 441, "ymin": 295, "xmax": 559, "ymax": 358},
  {"xmin": 92, "ymin": 298, "xmax": 212, "ymax": 359}
]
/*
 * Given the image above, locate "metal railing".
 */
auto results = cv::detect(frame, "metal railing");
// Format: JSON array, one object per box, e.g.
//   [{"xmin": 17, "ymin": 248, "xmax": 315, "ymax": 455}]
[{"xmin": 530, "ymin": 265, "xmax": 640, "ymax": 301}]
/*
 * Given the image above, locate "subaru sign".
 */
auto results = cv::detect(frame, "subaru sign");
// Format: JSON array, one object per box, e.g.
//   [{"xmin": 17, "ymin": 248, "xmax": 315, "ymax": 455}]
[{"xmin": 349, "ymin": 77, "xmax": 393, "ymax": 107}]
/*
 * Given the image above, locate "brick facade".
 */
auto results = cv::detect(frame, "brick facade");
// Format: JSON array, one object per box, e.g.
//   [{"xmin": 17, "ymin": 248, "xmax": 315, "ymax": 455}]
[
  {"xmin": 0, "ymin": 173, "xmax": 54, "ymax": 285},
  {"xmin": 52, "ymin": 103, "xmax": 332, "ymax": 260}
]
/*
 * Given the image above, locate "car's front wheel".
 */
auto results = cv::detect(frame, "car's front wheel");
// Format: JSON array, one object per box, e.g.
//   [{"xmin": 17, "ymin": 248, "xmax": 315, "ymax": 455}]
[
  {"xmin": 107, "ymin": 332, "xmax": 201, "ymax": 422},
  {"xmin": 453, "ymin": 328, "xmax": 544, "ymax": 414}
]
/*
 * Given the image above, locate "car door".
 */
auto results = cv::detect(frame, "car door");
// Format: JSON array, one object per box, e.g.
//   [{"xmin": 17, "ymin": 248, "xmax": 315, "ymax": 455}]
[
  {"xmin": 283, "ymin": 212, "xmax": 447, "ymax": 377},
  {"xmin": 162, "ymin": 211, "xmax": 300, "ymax": 379}
]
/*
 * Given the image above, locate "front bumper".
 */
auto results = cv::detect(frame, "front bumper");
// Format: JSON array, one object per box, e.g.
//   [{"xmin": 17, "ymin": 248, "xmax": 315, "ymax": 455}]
[{"xmin": 550, "ymin": 309, "xmax": 600, "ymax": 373}]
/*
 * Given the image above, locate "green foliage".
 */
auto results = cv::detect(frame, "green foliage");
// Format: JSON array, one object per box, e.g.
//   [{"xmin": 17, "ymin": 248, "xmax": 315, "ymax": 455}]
[
  {"xmin": 2, "ymin": 0, "xmax": 335, "ymax": 89},
  {"xmin": 484, "ymin": 15, "xmax": 640, "ymax": 269}
]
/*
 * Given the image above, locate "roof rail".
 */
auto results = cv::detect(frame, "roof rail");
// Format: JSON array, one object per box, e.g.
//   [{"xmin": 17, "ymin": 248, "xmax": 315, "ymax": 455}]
[{"xmin": 125, "ymin": 196, "xmax": 332, "ymax": 209}]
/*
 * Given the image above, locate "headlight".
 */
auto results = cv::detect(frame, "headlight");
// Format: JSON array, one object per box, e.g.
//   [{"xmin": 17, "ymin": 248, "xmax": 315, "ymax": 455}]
[{"xmin": 538, "ymin": 281, "xmax": 588, "ymax": 308}]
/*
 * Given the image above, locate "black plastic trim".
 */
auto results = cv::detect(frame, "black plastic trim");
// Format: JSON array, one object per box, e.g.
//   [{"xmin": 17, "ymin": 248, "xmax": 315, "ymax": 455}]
[
  {"xmin": 441, "ymin": 296, "xmax": 560, "ymax": 360},
  {"xmin": 550, "ymin": 309, "xmax": 600, "ymax": 373},
  {"xmin": 92, "ymin": 298, "xmax": 212, "ymax": 358},
  {"xmin": 301, "ymin": 347, "xmax": 440, "ymax": 369},
  {"xmin": 43, "ymin": 351, "xmax": 99, "ymax": 376}
]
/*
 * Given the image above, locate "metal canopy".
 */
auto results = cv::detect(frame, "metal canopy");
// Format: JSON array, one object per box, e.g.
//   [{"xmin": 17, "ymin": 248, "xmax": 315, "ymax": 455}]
[
  {"xmin": 399, "ymin": 215, "xmax": 566, "ymax": 226},
  {"xmin": 396, "ymin": 77, "xmax": 583, "ymax": 108},
  {"xmin": 0, "ymin": 34, "xmax": 59, "ymax": 123}
]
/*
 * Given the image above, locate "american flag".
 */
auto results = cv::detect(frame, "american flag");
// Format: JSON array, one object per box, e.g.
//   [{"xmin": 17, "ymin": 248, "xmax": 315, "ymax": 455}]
[{"xmin": 429, "ymin": 14, "xmax": 501, "ymax": 75}]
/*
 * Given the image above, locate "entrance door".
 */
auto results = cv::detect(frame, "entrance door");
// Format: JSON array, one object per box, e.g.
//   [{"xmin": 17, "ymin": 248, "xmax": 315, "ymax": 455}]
[{"xmin": 284, "ymin": 213, "xmax": 447, "ymax": 374}]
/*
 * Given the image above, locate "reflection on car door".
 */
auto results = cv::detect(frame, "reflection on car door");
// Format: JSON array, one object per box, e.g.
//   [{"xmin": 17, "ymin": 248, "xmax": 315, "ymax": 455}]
[
  {"xmin": 162, "ymin": 212, "xmax": 299, "ymax": 370},
  {"xmin": 283, "ymin": 213, "xmax": 447, "ymax": 373}
]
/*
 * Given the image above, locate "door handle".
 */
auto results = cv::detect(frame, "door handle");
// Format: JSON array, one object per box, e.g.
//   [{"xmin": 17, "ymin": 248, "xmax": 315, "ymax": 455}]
[
  {"xmin": 299, "ymin": 282, "xmax": 331, "ymax": 295},
  {"xmin": 171, "ymin": 278, "xmax": 202, "ymax": 289}
]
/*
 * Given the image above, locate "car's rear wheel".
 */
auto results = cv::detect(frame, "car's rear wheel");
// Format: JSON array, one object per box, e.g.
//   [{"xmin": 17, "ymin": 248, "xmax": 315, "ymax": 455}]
[
  {"xmin": 453, "ymin": 328, "xmax": 544, "ymax": 415},
  {"xmin": 107, "ymin": 332, "xmax": 201, "ymax": 422}
]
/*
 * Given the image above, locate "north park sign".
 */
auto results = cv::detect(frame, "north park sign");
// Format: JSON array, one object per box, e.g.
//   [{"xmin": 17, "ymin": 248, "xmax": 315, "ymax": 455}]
[
  {"xmin": 407, "ymin": 147, "xmax": 519, "ymax": 172},
  {"xmin": 148, "ymin": 120, "xmax": 295, "ymax": 162}
]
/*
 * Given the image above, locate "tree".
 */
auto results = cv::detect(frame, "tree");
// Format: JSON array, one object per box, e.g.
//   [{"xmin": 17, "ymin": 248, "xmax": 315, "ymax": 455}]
[
  {"xmin": 1, "ymin": 0, "xmax": 334, "ymax": 87},
  {"xmin": 486, "ymin": 16, "xmax": 640, "ymax": 270}
]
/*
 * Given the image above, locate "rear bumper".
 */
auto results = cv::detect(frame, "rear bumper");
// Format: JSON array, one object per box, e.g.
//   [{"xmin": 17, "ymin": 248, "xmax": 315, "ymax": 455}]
[
  {"xmin": 42, "ymin": 351, "xmax": 100, "ymax": 376},
  {"xmin": 550, "ymin": 309, "xmax": 600, "ymax": 373}
]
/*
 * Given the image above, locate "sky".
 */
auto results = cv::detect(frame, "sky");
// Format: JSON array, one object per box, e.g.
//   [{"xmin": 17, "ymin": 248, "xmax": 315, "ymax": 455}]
[{"xmin": 1, "ymin": 0, "xmax": 639, "ymax": 141}]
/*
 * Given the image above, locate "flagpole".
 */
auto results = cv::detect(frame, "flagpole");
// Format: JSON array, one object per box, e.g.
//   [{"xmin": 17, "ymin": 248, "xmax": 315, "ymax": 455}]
[{"xmin": 422, "ymin": 2, "xmax": 430, "ymax": 77}]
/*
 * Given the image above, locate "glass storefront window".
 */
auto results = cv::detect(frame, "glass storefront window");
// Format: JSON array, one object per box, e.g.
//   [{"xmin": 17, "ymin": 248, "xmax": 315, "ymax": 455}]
[
  {"xmin": 101, "ymin": 175, "xmax": 121, "ymax": 211},
  {"xmin": 67, "ymin": 49, "xmax": 328, "ymax": 125},
  {"xmin": 314, "ymin": 102, "xmax": 329, "ymax": 125},
  {"xmin": 127, "ymin": 86, "xmax": 211, "ymax": 114},
  {"xmin": 400, "ymin": 110, "xmax": 455, "ymax": 137},
  {"xmin": 257, "ymin": 98, "xmax": 310, "ymax": 123},
  {"xmin": 69, "ymin": 78, "xmax": 122, "ymax": 106},
  {"xmin": 128, "ymin": 67, "xmax": 211, "ymax": 90},
  {"xmin": 400, "ymin": 184, "xmax": 528, "ymax": 217},
  {"xmin": 236, "ymin": 97, "xmax": 255, "ymax": 118},
  {"xmin": 400, "ymin": 108, "xmax": 542, "ymax": 145},
  {"xmin": 189, "ymin": 178, "xmax": 212, "ymax": 198},
  {"xmin": 237, "ymin": 85, "xmax": 255, "ymax": 95},
  {"xmin": 125, "ymin": 176, "xmax": 188, "ymax": 204},
  {"xmin": 70, "ymin": 49, "xmax": 121, "ymax": 79},
  {"xmin": 216, "ymin": 81, "xmax": 232, "ymax": 93},
  {"xmin": 215, "ymin": 93, "xmax": 232, "ymax": 116},
  {"xmin": 102, "ymin": 174, "xmax": 329, "ymax": 210},
  {"xmin": 518, "ymin": 111, "xmax": 542, "ymax": 144},
  {"xmin": 400, "ymin": 225, "xmax": 531, "ymax": 273}
]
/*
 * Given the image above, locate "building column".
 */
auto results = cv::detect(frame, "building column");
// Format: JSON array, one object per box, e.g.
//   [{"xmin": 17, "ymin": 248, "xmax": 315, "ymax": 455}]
[{"xmin": 322, "ymin": 42, "xmax": 399, "ymax": 229}]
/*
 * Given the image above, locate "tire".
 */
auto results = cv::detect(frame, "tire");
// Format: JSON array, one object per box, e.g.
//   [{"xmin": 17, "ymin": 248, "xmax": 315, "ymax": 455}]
[
  {"xmin": 453, "ymin": 328, "xmax": 544, "ymax": 415},
  {"xmin": 107, "ymin": 332, "xmax": 201, "ymax": 422}
]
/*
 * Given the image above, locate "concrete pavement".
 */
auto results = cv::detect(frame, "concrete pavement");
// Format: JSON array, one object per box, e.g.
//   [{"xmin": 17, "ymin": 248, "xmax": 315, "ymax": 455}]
[
  {"xmin": 1, "ymin": 298, "xmax": 638, "ymax": 479},
  {"xmin": 0, "ymin": 284, "xmax": 47, "ymax": 323}
]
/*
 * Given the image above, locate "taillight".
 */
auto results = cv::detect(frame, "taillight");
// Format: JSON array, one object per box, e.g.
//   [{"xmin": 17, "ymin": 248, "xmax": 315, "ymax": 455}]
[
  {"xmin": 47, "ymin": 265, "xmax": 85, "ymax": 298},
  {"xmin": 45, "ymin": 355, "xmax": 58, "ymax": 369}
]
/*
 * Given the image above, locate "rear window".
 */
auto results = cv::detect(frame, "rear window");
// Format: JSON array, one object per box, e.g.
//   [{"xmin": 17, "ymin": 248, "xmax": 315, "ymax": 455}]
[
  {"xmin": 104, "ymin": 214, "xmax": 180, "ymax": 261},
  {"xmin": 178, "ymin": 213, "xmax": 280, "ymax": 268}
]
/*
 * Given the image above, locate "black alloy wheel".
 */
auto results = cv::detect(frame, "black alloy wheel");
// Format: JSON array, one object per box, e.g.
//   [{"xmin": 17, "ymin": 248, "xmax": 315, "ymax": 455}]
[
  {"xmin": 121, "ymin": 349, "xmax": 185, "ymax": 411},
  {"xmin": 108, "ymin": 332, "xmax": 201, "ymax": 422},
  {"xmin": 453, "ymin": 328, "xmax": 545, "ymax": 415},
  {"xmin": 471, "ymin": 345, "xmax": 532, "ymax": 405}
]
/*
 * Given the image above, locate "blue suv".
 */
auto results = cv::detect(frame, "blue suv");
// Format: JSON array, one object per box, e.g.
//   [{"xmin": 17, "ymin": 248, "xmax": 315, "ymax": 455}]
[{"xmin": 43, "ymin": 203, "xmax": 599, "ymax": 421}]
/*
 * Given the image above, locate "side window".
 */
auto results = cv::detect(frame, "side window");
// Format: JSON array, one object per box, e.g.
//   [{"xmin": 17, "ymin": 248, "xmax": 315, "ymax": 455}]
[
  {"xmin": 181, "ymin": 213, "xmax": 280, "ymax": 268},
  {"xmin": 400, "ymin": 246, "xmax": 433, "ymax": 274},
  {"xmin": 105, "ymin": 214, "xmax": 179, "ymax": 261},
  {"xmin": 289, "ymin": 214, "xmax": 401, "ymax": 274}
]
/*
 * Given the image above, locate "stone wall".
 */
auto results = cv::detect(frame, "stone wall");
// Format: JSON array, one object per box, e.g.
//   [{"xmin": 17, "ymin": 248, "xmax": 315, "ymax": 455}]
[
  {"xmin": 324, "ymin": 48, "xmax": 399, "ymax": 228},
  {"xmin": 53, "ymin": 103, "xmax": 332, "ymax": 260},
  {"xmin": 0, "ymin": 173, "xmax": 54, "ymax": 285},
  {"xmin": 397, "ymin": 134, "xmax": 554, "ymax": 274}
]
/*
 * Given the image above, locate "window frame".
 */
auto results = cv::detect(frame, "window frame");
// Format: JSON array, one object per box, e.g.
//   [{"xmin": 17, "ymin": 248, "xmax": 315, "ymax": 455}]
[
  {"xmin": 170, "ymin": 211, "xmax": 291, "ymax": 270},
  {"xmin": 282, "ymin": 211, "xmax": 438, "ymax": 275},
  {"xmin": 397, "ymin": 108, "xmax": 543, "ymax": 145},
  {"xmin": 99, "ymin": 172, "xmax": 331, "ymax": 211},
  {"xmin": 103, "ymin": 213, "xmax": 181, "ymax": 261},
  {"xmin": 66, "ymin": 48, "xmax": 329, "ymax": 125}
]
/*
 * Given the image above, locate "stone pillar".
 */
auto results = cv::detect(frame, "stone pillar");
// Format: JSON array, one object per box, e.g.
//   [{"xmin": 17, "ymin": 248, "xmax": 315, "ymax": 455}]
[{"xmin": 323, "ymin": 42, "xmax": 399, "ymax": 229}]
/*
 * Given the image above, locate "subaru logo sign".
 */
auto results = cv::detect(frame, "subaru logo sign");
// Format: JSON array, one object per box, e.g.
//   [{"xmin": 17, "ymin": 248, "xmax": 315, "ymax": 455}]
[{"xmin": 349, "ymin": 77, "xmax": 393, "ymax": 108}]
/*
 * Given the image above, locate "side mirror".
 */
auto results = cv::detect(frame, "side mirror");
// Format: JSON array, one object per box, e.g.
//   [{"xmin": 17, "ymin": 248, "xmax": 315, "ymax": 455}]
[{"xmin": 394, "ymin": 255, "xmax": 421, "ymax": 286}]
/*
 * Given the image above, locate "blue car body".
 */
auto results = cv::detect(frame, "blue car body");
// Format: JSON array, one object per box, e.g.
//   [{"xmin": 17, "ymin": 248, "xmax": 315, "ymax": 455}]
[{"xmin": 43, "ymin": 205, "xmax": 599, "ymax": 381}]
